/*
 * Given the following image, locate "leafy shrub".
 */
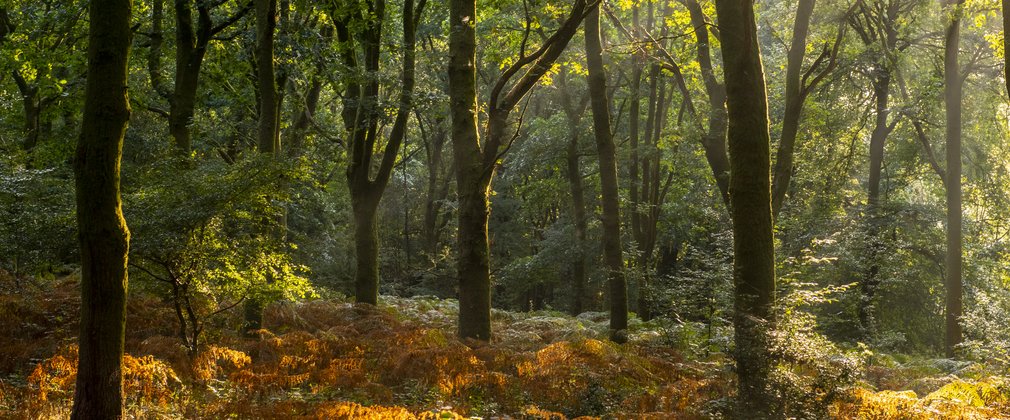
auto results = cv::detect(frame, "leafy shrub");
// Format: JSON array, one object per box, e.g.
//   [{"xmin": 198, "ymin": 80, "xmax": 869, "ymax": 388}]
[
  {"xmin": 770, "ymin": 280, "xmax": 864, "ymax": 418},
  {"xmin": 125, "ymin": 155, "xmax": 314, "ymax": 353}
]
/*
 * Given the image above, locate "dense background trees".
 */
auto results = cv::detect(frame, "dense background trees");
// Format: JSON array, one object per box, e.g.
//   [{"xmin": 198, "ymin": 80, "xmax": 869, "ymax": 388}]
[{"xmin": 5, "ymin": 0, "xmax": 1010, "ymax": 416}]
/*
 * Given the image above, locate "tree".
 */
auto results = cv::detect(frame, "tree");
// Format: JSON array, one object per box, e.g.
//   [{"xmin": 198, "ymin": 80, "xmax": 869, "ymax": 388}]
[
  {"xmin": 585, "ymin": 1, "xmax": 628, "ymax": 342},
  {"xmin": 167, "ymin": 0, "xmax": 250, "ymax": 152},
  {"xmin": 331, "ymin": 0, "xmax": 425, "ymax": 305},
  {"xmin": 943, "ymin": 0, "xmax": 964, "ymax": 358},
  {"xmin": 1005, "ymin": 0, "xmax": 1010, "ymax": 98},
  {"xmin": 770, "ymin": 0, "xmax": 844, "ymax": 218},
  {"xmin": 846, "ymin": 0, "xmax": 920, "ymax": 334},
  {"xmin": 556, "ymin": 70, "xmax": 590, "ymax": 315},
  {"xmin": 448, "ymin": 0, "xmax": 590, "ymax": 340},
  {"xmin": 712, "ymin": 0, "xmax": 776, "ymax": 414},
  {"xmin": 0, "ymin": 3, "xmax": 86, "ymax": 158},
  {"xmin": 70, "ymin": 0, "xmax": 132, "ymax": 416},
  {"xmin": 448, "ymin": 0, "xmax": 486, "ymax": 339},
  {"xmin": 255, "ymin": 0, "xmax": 280, "ymax": 155},
  {"xmin": 681, "ymin": 0, "xmax": 731, "ymax": 206},
  {"xmin": 243, "ymin": 0, "xmax": 280, "ymax": 336}
]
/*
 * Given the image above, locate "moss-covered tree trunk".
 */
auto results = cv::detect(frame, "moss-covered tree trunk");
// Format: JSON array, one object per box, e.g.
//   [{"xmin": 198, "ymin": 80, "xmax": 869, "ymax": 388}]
[
  {"xmin": 944, "ymin": 0, "xmax": 964, "ymax": 358},
  {"xmin": 1005, "ymin": 0, "xmax": 1010, "ymax": 98},
  {"xmin": 683, "ymin": 0, "xmax": 730, "ymax": 207},
  {"xmin": 169, "ymin": 0, "xmax": 248, "ymax": 152},
  {"xmin": 70, "ymin": 0, "xmax": 132, "ymax": 417},
  {"xmin": 713, "ymin": 0, "xmax": 776, "ymax": 414},
  {"xmin": 338, "ymin": 0, "xmax": 421, "ymax": 306},
  {"xmin": 449, "ymin": 0, "xmax": 586, "ymax": 340},
  {"xmin": 585, "ymin": 3, "xmax": 629, "ymax": 342},
  {"xmin": 256, "ymin": 0, "xmax": 279, "ymax": 154},
  {"xmin": 242, "ymin": 0, "xmax": 280, "ymax": 336},
  {"xmin": 448, "ymin": 0, "xmax": 490, "ymax": 340},
  {"xmin": 770, "ymin": 0, "xmax": 815, "ymax": 217},
  {"xmin": 558, "ymin": 72, "xmax": 588, "ymax": 316}
]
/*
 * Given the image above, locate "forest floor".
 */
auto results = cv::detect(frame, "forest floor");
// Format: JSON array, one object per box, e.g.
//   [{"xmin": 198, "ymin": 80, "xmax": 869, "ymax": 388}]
[{"xmin": 1, "ymin": 272, "xmax": 1009, "ymax": 419}]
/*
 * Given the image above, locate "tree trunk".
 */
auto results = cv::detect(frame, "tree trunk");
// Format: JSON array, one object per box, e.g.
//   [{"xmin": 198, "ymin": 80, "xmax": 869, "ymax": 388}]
[
  {"xmin": 286, "ymin": 76, "xmax": 322, "ymax": 158},
  {"xmin": 255, "ymin": 0, "xmax": 279, "ymax": 154},
  {"xmin": 242, "ymin": 0, "xmax": 280, "ymax": 335},
  {"xmin": 11, "ymin": 69, "xmax": 41, "ymax": 152},
  {"xmin": 585, "ymin": 3, "xmax": 628, "ymax": 342},
  {"xmin": 455, "ymin": 168, "xmax": 493, "ymax": 340},
  {"xmin": 422, "ymin": 123, "xmax": 450, "ymax": 256},
  {"xmin": 148, "ymin": 0, "xmax": 171, "ymax": 99},
  {"xmin": 170, "ymin": 0, "xmax": 249, "ymax": 152},
  {"xmin": 449, "ymin": 0, "xmax": 492, "ymax": 340},
  {"xmin": 683, "ymin": 0, "xmax": 730, "ymax": 207},
  {"xmin": 558, "ymin": 72, "xmax": 588, "ymax": 315},
  {"xmin": 71, "ymin": 0, "xmax": 132, "ymax": 417},
  {"xmin": 944, "ymin": 0, "xmax": 963, "ymax": 358},
  {"xmin": 339, "ymin": 0, "xmax": 421, "ymax": 306},
  {"xmin": 713, "ymin": 0, "xmax": 776, "ymax": 414},
  {"xmin": 566, "ymin": 136, "xmax": 588, "ymax": 316},
  {"xmin": 860, "ymin": 73, "xmax": 891, "ymax": 334},
  {"xmin": 170, "ymin": 1, "xmax": 206, "ymax": 152},
  {"xmin": 1005, "ymin": 0, "xmax": 1010, "ymax": 98},
  {"xmin": 352, "ymin": 196, "xmax": 381, "ymax": 304},
  {"xmin": 770, "ymin": 0, "xmax": 815, "ymax": 217}
]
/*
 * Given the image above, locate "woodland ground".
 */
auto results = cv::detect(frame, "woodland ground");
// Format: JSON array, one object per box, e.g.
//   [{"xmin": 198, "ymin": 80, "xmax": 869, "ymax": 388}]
[{"xmin": 1, "ymin": 271, "xmax": 1009, "ymax": 419}]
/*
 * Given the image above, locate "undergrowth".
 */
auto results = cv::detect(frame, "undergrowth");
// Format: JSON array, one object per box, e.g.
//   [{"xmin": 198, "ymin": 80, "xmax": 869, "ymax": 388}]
[{"xmin": 2, "ymin": 272, "xmax": 1010, "ymax": 419}]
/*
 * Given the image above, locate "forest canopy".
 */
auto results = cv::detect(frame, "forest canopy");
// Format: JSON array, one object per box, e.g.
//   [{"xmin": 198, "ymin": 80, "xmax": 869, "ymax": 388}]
[{"xmin": 3, "ymin": 0, "xmax": 1010, "ymax": 417}]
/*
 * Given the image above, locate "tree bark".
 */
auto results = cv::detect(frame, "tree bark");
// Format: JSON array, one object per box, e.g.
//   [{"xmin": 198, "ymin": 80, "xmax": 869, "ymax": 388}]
[
  {"xmin": 682, "ymin": 0, "xmax": 730, "ymax": 207},
  {"xmin": 585, "ymin": 3, "xmax": 629, "ymax": 342},
  {"xmin": 338, "ymin": 0, "xmax": 422, "ymax": 306},
  {"xmin": 255, "ymin": 0, "xmax": 279, "ymax": 154},
  {"xmin": 421, "ymin": 118, "xmax": 451, "ymax": 257},
  {"xmin": 770, "ymin": 0, "xmax": 815, "ymax": 217},
  {"xmin": 860, "ymin": 73, "xmax": 892, "ymax": 333},
  {"xmin": 449, "ymin": 0, "xmax": 587, "ymax": 340},
  {"xmin": 713, "ymin": 0, "xmax": 776, "ymax": 414},
  {"xmin": 558, "ymin": 72, "xmax": 589, "ymax": 316},
  {"xmin": 1005, "ymin": 0, "xmax": 1010, "ymax": 98},
  {"xmin": 71, "ymin": 0, "xmax": 132, "ymax": 417},
  {"xmin": 170, "ymin": 0, "xmax": 249, "ymax": 152},
  {"xmin": 11, "ymin": 71, "xmax": 41, "ymax": 152},
  {"xmin": 148, "ymin": 0, "xmax": 171, "ymax": 99},
  {"xmin": 944, "ymin": 0, "xmax": 963, "ymax": 358},
  {"xmin": 243, "ymin": 0, "xmax": 280, "ymax": 336}
]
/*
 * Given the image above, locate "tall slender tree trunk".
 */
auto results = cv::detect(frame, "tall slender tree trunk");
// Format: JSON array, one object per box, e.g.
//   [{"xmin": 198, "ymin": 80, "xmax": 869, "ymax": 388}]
[
  {"xmin": 860, "ymin": 73, "xmax": 891, "ymax": 334},
  {"xmin": 286, "ymin": 76, "xmax": 322, "ymax": 158},
  {"xmin": 169, "ymin": 8, "xmax": 205, "ymax": 153},
  {"xmin": 12, "ymin": 75, "xmax": 41, "ymax": 152},
  {"xmin": 448, "ymin": 0, "xmax": 491, "ymax": 340},
  {"xmin": 944, "ymin": 0, "xmax": 963, "ymax": 358},
  {"xmin": 169, "ymin": 0, "xmax": 249, "ymax": 152},
  {"xmin": 683, "ymin": 0, "xmax": 729, "ymax": 207},
  {"xmin": 256, "ymin": 0, "xmax": 279, "ymax": 154},
  {"xmin": 558, "ymin": 75, "xmax": 588, "ymax": 315},
  {"xmin": 422, "ymin": 123, "xmax": 450, "ymax": 256},
  {"xmin": 713, "ymin": 0, "xmax": 776, "ymax": 414},
  {"xmin": 1005, "ymin": 0, "xmax": 1010, "ymax": 98},
  {"xmin": 770, "ymin": 0, "xmax": 815, "ymax": 217},
  {"xmin": 242, "ymin": 0, "xmax": 280, "ymax": 336},
  {"xmin": 336, "ymin": 0, "xmax": 421, "ymax": 305},
  {"xmin": 566, "ymin": 134, "xmax": 588, "ymax": 315},
  {"xmin": 148, "ymin": 0, "xmax": 171, "ymax": 99},
  {"xmin": 585, "ymin": 3, "xmax": 629, "ymax": 342},
  {"xmin": 71, "ymin": 0, "xmax": 132, "ymax": 417}
]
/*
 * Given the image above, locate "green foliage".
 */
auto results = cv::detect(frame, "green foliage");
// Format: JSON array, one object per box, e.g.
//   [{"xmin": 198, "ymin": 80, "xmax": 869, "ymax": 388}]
[
  {"xmin": 770, "ymin": 280, "xmax": 865, "ymax": 419},
  {"xmin": 125, "ymin": 154, "xmax": 313, "ymax": 350},
  {"xmin": 0, "ymin": 165, "xmax": 76, "ymax": 275}
]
